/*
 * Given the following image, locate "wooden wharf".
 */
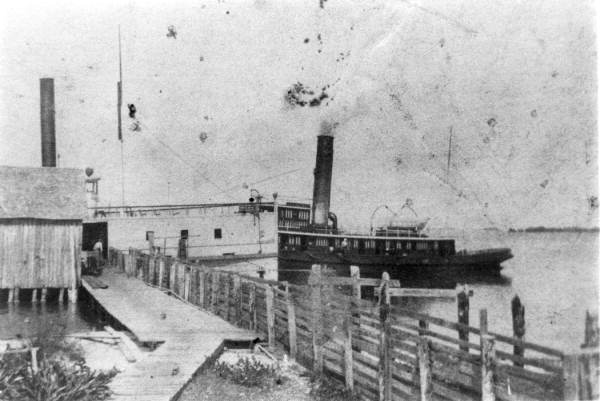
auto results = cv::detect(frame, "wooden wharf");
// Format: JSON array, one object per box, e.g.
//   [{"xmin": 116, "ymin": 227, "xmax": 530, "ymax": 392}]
[{"xmin": 82, "ymin": 269, "xmax": 257, "ymax": 401}]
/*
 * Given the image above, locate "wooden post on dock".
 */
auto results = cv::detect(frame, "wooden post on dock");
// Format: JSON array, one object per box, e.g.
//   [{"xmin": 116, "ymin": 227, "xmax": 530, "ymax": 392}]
[
  {"xmin": 457, "ymin": 286, "xmax": 470, "ymax": 351},
  {"xmin": 147, "ymin": 231, "xmax": 155, "ymax": 255},
  {"xmin": 481, "ymin": 334, "xmax": 496, "ymax": 401},
  {"xmin": 249, "ymin": 281, "xmax": 257, "ymax": 330},
  {"xmin": 350, "ymin": 265, "xmax": 361, "ymax": 301},
  {"xmin": 31, "ymin": 289, "xmax": 38, "ymax": 303},
  {"xmin": 223, "ymin": 273, "xmax": 231, "ymax": 320},
  {"xmin": 13, "ymin": 288, "xmax": 20, "ymax": 304},
  {"xmin": 285, "ymin": 283, "xmax": 297, "ymax": 361},
  {"xmin": 480, "ymin": 308, "xmax": 488, "ymax": 336},
  {"xmin": 417, "ymin": 336, "xmax": 432, "ymax": 401},
  {"xmin": 184, "ymin": 266, "xmax": 191, "ymax": 302},
  {"xmin": 41, "ymin": 288, "xmax": 47, "ymax": 303},
  {"xmin": 158, "ymin": 257, "xmax": 165, "ymax": 288},
  {"xmin": 511, "ymin": 295, "xmax": 525, "ymax": 366},
  {"xmin": 7, "ymin": 289, "xmax": 14, "ymax": 303},
  {"xmin": 377, "ymin": 272, "xmax": 392, "ymax": 401},
  {"xmin": 233, "ymin": 275, "xmax": 241, "ymax": 325},
  {"xmin": 68, "ymin": 287, "xmax": 78, "ymax": 304},
  {"xmin": 58, "ymin": 288, "xmax": 65, "ymax": 303},
  {"xmin": 198, "ymin": 270, "xmax": 206, "ymax": 308},
  {"xmin": 211, "ymin": 271, "xmax": 219, "ymax": 313},
  {"xmin": 309, "ymin": 264, "xmax": 323, "ymax": 374},
  {"xmin": 265, "ymin": 284, "xmax": 275, "ymax": 348},
  {"xmin": 343, "ymin": 312, "xmax": 354, "ymax": 391}
]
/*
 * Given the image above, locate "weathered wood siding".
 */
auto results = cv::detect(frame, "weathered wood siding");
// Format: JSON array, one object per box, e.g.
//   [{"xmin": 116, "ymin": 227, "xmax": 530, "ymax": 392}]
[{"xmin": 0, "ymin": 219, "xmax": 81, "ymax": 288}]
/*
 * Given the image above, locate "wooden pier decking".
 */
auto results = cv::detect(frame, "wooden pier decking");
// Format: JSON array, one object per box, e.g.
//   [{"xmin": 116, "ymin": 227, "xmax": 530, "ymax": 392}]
[{"xmin": 82, "ymin": 269, "xmax": 257, "ymax": 401}]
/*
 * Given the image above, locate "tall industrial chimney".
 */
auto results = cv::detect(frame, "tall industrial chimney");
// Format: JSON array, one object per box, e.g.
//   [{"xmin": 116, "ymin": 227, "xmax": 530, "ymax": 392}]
[
  {"xmin": 311, "ymin": 122, "xmax": 335, "ymax": 228},
  {"xmin": 40, "ymin": 78, "xmax": 56, "ymax": 167}
]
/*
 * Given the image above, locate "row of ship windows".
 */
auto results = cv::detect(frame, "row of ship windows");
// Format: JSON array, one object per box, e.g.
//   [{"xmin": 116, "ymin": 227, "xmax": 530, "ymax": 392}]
[
  {"xmin": 284, "ymin": 236, "xmax": 441, "ymax": 250},
  {"xmin": 279, "ymin": 209, "xmax": 310, "ymax": 220}
]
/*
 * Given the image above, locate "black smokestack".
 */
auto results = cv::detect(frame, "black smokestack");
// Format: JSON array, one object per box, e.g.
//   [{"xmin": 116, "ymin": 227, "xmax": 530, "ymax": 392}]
[
  {"xmin": 311, "ymin": 121, "xmax": 335, "ymax": 228},
  {"xmin": 40, "ymin": 78, "xmax": 56, "ymax": 167}
]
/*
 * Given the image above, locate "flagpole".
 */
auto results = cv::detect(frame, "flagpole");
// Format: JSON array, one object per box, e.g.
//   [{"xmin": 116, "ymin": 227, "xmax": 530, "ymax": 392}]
[{"xmin": 118, "ymin": 25, "xmax": 125, "ymax": 206}]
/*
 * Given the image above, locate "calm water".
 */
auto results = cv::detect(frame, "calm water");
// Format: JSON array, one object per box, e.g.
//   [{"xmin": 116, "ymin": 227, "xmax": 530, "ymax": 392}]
[{"xmin": 2, "ymin": 232, "xmax": 597, "ymax": 353}]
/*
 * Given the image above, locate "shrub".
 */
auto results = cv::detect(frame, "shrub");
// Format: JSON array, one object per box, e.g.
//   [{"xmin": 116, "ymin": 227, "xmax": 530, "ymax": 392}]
[
  {"xmin": 306, "ymin": 372, "xmax": 360, "ymax": 401},
  {"xmin": 0, "ymin": 355, "xmax": 117, "ymax": 401},
  {"xmin": 214, "ymin": 356, "xmax": 277, "ymax": 387}
]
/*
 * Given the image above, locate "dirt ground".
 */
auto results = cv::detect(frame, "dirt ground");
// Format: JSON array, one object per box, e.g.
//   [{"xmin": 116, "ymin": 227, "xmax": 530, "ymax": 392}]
[{"xmin": 177, "ymin": 347, "xmax": 347, "ymax": 401}]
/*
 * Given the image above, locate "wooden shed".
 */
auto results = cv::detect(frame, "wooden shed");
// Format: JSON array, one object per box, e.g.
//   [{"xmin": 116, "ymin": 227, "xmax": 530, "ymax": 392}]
[{"xmin": 0, "ymin": 166, "xmax": 86, "ymax": 302}]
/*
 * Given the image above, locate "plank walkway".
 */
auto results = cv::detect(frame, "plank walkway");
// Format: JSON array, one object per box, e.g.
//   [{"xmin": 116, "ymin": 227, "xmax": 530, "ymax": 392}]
[{"xmin": 82, "ymin": 269, "xmax": 258, "ymax": 401}]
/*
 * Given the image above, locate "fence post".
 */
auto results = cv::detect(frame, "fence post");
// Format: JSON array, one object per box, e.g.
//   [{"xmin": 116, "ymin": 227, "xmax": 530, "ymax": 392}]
[
  {"xmin": 377, "ymin": 272, "xmax": 392, "ymax": 401},
  {"xmin": 147, "ymin": 231, "xmax": 155, "ymax": 255},
  {"xmin": 480, "ymin": 308, "xmax": 488, "ymax": 336},
  {"xmin": 211, "ymin": 271, "xmax": 219, "ymax": 314},
  {"xmin": 417, "ymin": 337, "xmax": 432, "ymax": 401},
  {"xmin": 184, "ymin": 266, "xmax": 191, "ymax": 301},
  {"xmin": 233, "ymin": 275, "xmax": 241, "ymax": 325},
  {"xmin": 249, "ymin": 282, "xmax": 257, "ymax": 330},
  {"xmin": 343, "ymin": 312, "xmax": 354, "ymax": 391},
  {"xmin": 562, "ymin": 354, "xmax": 580, "ymax": 400},
  {"xmin": 266, "ymin": 284, "xmax": 275, "ymax": 348},
  {"xmin": 309, "ymin": 264, "xmax": 323, "ymax": 374},
  {"xmin": 511, "ymin": 295, "xmax": 525, "ymax": 366},
  {"xmin": 198, "ymin": 270, "xmax": 206, "ymax": 308},
  {"xmin": 223, "ymin": 273, "xmax": 231, "ymax": 320},
  {"xmin": 286, "ymin": 284, "xmax": 297, "ymax": 361},
  {"xmin": 457, "ymin": 285, "xmax": 470, "ymax": 351},
  {"xmin": 481, "ymin": 334, "xmax": 496, "ymax": 401},
  {"xmin": 350, "ymin": 265, "xmax": 361, "ymax": 301}
]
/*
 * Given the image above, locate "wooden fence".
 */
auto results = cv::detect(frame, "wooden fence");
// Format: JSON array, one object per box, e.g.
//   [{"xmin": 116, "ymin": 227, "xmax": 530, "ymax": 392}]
[{"xmin": 107, "ymin": 248, "xmax": 599, "ymax": 401}]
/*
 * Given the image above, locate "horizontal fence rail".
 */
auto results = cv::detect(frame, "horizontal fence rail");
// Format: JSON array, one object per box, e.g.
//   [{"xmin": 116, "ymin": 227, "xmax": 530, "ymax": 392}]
[{"xmin": 107, "ymin": 247, "xmax": 599, "ymax": 401}]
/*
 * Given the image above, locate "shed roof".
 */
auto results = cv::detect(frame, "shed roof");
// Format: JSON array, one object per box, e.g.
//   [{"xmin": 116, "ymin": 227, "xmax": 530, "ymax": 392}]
[{"xmin": 0, "ymin": 166, "xmax": 87, "ymax": 220}]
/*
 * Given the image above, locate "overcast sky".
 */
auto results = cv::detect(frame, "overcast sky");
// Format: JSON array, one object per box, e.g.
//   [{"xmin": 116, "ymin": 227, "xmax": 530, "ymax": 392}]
[{"xmin": 0, "ymin": 0, "xmax": 597, "ymax": 230}]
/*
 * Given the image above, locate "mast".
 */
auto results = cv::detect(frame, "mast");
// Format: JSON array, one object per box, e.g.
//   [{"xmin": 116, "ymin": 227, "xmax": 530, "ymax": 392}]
[
  {"xmin": 446, "ymin": 126, "xmax": 453, "ymax": 183},
  {"xmin": 118, "ymin": 25, "xmax": 125, "ymax": 206}
]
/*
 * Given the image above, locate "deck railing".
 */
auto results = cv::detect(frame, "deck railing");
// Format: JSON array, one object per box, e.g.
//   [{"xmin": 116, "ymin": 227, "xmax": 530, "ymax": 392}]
[{"xmin": 107, "ymin": 247, "xmax": 599, "ymax": 401}]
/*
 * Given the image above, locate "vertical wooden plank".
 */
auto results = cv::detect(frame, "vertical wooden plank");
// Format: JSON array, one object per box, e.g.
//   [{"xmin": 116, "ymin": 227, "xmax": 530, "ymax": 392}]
[
  {"xmin": 31, "ymin": 289, "xmax": 38, "ymax": 303},
  {"xmin": 309, "ymin": 264, "xmax": 323, "ymax": 374},
  {"xmin": 266, "ymin": 284, "xmax": 275, "ymax": 348},
  {"xmin": 211, "ymin": 271, "xmax": 219, "ymax": 313},
  {"xmin": 457, "ymin": 286, "xmax": 470, "ymax": 351},
  {"xmin": 198, "ymin": 270, "xmax": 206, "ymax": 308},
  {"xmin": 343, "ymin": 313, "xmax": 354, "ymax": 391},
  {"xmin": 481, "ymin": 334, "xmax": 496, "ymax": 401},
  {"xmin": 233, "ymin": 275, "xmax": 241, "ymax": 325},
  {"xmin": 7, "ymin": 289, "xmax": 14, "ymax": 303},
  {"xmin": 13, "ymin": 288, "xmax": 20, "ymax": 304},
  {"xmin": 41, "ymin": 288, "xmax": 47, "ymax": 303},
  {"xmin": 286, "ymin": 284, "xmax": 297, "ymax": 360},
  {"xmin": 58, "ymin": 288, "xmax": 64, "ymax": 303},
  {"xmin": 147, "ymin": 231, "xmax": 155, "ymax": 255},
  {"xmin": 417, "ymin": 337, "xmax": 432, "ymax": 401},
  {"xmin": 223, "ymin": 273, "xmax": 231, "ymax": 320},
  {"xmin": 169, "ymin": 262, "xmax": 177, "ymax": 291},
  {"xmin": 511, "ymin": 295, "xmax": 525, "ymax": 366},
  {"xmin": 378, "ymin": 272, "xmax": 391, "ymax": 401},
  {"xmin": 249, "ymin": 282, "xmax": 257, "ymax": 330},
  {"xmin": 68, "ymin": 287, "xmax": 77, "ymax": 304},
  {"xmin": 158, "ymin": 258, "xmax": 165, "ymax": 288},
  {"xmin": 480, "ymin": 308, "xmax": 488, "ymax": 336}
]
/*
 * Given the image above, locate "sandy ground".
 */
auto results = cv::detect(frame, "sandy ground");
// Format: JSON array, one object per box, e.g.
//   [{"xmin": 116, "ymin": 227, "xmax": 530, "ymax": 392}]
[
  {"xmin": 64, "ymin": 331, "xmax": 135, "ymax": 373},
  {"xmin": 178, "ymin": 347, "xmax": 315, "ymax": 401}
]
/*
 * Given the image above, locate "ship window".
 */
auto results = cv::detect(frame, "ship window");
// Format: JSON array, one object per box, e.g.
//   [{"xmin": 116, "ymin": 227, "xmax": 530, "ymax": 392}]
[
  {"xmin": 214, "ymin": 228, "xmax": 222, "ymax": 239},
  {"xmin": 180, "ymin": 230, "xmax": 188, "ymax": 239}
]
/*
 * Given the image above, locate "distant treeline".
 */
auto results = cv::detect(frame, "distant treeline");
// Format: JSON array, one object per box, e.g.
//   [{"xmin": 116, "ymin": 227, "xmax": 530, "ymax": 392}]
[{"xmin": 508, "ymin": 226, "xmax": 599, "ymax": 233}]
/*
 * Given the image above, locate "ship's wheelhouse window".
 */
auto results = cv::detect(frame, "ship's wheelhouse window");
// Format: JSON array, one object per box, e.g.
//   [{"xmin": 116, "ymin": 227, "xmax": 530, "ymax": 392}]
[
  {"xmin": 406, "ymin": 242, "xmax": 412, "ymax": 250},
  {"xmin": 416, "ymin": 241, "xmax": 428, "ymax": 250},
  {"xmin": 214, "ymin": 228, "xmax": 222, "ymax": 239}
]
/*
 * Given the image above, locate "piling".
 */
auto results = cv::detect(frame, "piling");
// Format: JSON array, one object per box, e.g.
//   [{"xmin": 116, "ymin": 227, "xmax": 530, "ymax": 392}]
[
  {"xmin": 31, "ymin": 289, "xmax": 39, "ymax": 303},
  {"xmin": 511, "ymin": 295, "xmax": 525, "ymax": 366},
  {"xmin": 41, "ymin": 288, "xmax": 48, "ymax": 303},
  {"xmin": 309, "ymin": 264, "xmax": 323, "ymax": 374},
  {"xmin": 13, "ymin": 288, "xmax": 20, "ymax": 304},
  {"xmin": 457, "ymin": 285, "xmax": 469, "ymax": 351},
  {"xmin": 481, "ymin": 334, "xmax": 496, "ymax": 401},
  {"xmin": 417, "ymin": 337, "xmax": 432, "ymax": 401}
]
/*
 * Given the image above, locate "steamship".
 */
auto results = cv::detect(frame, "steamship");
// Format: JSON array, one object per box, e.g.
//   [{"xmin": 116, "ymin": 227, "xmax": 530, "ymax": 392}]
[{"xmin": 276, "ymin": 131, "xmax": 513, "ymax": 277}]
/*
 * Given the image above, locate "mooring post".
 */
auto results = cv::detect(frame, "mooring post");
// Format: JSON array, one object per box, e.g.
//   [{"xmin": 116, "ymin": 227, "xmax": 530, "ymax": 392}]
[
  {"xmin": 7, "ymin": 289, "xmax": 14, "ymax": 303},
  {"xmin": 198, "ymin": 270, "xmax": 206, "ymax": 308},
  {"xmin": 31, "ymin": 289, "xmax": 38, "ymax": 303},
  {"xmin": 285, "ymin": 283, "xmax": 297, "ymax": 361},
  {"xmin": 511, "ymin": 295, "xmax": 525, "ymax": 366},
  {"xmin": 68, "ymin": 287, "xmax": 78, "ymax": 304},
  {"xmin": 41, "ymin": 288, "xmax": 47, "ymax": 303},
  {"xmin": 158, "ymin": 257, "xmax": 165, "ymax": 288},
  {"xmin": 417, "ymin": 336, "xmax": 433, "ymax": 401},
  {"xmin": 480, "ymin": 334, "xmax": 496, "ymax": 401},
  {"xmin": 378, "ymin": 272, "xmax": 392, "ymax": 401},
  {"xmin": 58, "ymin": 288, "xmax": 65, "ymax": 303},
  {"xmin": 31, "ymin": 347, "xmax": 39, "ymax": 373},
  {"xmin": 309, "ymin": 264, "xmax": 323, "ymax": 374},
  {"xmin": 266, "ymin": 284, "xmax": 275, "ymax": 348},
  {"xmin": 13, "ymin": 288, "xmax": 20, "ymax": 304},
  {"xmin": 457, "ymin": 285, "xmax": 470, "ymax": 351},
  {"xmin": 147, "ymin": 231, "xmax": 155, "ymax": 255}
]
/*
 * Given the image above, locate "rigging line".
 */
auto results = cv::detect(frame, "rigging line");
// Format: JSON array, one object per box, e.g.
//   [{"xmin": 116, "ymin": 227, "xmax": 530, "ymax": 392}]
[{"xmin": 135, "ymin": 121, "xmax": 237, "ymax": 200}]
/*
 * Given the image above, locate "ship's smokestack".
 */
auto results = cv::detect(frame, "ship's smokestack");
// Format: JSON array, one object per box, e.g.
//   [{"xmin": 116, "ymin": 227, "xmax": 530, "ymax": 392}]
[
  {"xmin": 311, "ymin": 121, "xmax": 335, "ymax": 228},
  {"xmin": 40, "ymin": 78, "xmax": 56, "ymax": 167}
]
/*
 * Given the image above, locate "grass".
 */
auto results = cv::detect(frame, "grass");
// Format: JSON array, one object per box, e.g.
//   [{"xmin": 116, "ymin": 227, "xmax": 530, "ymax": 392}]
[{"xmin": 214, "ymin": 356, "xmax": 277, "ymax": 387}]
